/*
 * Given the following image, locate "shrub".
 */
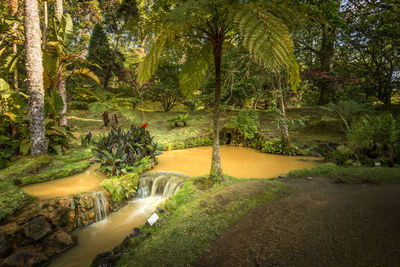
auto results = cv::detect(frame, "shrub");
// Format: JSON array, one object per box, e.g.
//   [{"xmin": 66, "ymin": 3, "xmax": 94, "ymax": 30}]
[
  {"xmin": 166, "ymin": 113, "xmax": 190, "ymax": 127},
  {"xmin": 347, "ymin": 114, "xmax": 400, "ymax": 165},
  {"xmin": 100, "ymin": 172, "xmax": 140, "ymax": 203},
  {"xmin": 226, "ymin": 109, "xmax": 259, "ymax": 140},
  {"xmin": 92, "ymin": 125, "xmax": 158, "ymax": 176}
]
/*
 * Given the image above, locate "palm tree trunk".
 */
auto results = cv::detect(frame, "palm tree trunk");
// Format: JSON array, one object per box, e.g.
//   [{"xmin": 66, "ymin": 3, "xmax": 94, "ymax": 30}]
[
  {"xmin": 42, "ymin": 1, "xmax": 48, "ymax": 49},
  {"xmin": 210, "ymin": 41, "xmax": 223, "ymax": 180},
  {"xmin": 54, "ymin": 0, "xmax": 63, "ymax": 21},
  {"xmin": 24, "ymin": 0, "xmax": 47, "ymax": 155}
]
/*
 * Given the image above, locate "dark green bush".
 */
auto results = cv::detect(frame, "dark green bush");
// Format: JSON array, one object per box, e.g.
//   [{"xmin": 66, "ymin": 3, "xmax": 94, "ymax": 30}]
[
  {"xmin": 347, "ymin": 114, "xmax": 400, "ymax": 165},
  {"xmin": 226, "ymin": 109, "xmax": 259, "ymax": 140},
  {"xmin": 92, "ymin": 125, "xmax": 158, "ymax": 176}
]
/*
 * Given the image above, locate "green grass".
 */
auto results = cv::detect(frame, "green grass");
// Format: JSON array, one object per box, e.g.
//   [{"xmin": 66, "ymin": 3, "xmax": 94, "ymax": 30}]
[
  {"xmin": 0, "ymin": 147, "xmax": 93, "ymax": 221},
  {"xmin": 288, "ymin": 163, "xmax": 400, "ymax": 184},
  {"xmin": 0, "ymin": 148, "xmax": 92, "ymax": 185},
  {"xmin": 117, "ymin": 176, "xmax": 289, "ymax": 266}
]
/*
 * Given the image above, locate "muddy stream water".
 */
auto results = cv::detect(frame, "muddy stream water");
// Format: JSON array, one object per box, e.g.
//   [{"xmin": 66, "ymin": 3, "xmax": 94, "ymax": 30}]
[
  {"xmin": 23, "ymin": 146, "xmax": 320, "ymax": 266},
  {"xmin": 151, "ymin": 146, "xmax": 321, "ymax": 178}
]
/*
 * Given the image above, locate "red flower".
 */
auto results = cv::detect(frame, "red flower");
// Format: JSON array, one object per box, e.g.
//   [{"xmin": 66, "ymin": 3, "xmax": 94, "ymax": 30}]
[{"xmin": 141, "ymin": 123, "xmax": 148, "ymax": 129}]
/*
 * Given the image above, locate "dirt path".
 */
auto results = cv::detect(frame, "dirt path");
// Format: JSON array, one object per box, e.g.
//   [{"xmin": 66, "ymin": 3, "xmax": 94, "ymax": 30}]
[{"xmin": 197, "ymin": 177, "xmax": 400, "ymax": 267}]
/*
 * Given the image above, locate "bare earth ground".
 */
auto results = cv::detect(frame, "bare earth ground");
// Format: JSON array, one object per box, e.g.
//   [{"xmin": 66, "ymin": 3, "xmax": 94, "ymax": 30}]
[{"xmin": 197, "ymin": 177, "xmax": 400, "ymax": 267}]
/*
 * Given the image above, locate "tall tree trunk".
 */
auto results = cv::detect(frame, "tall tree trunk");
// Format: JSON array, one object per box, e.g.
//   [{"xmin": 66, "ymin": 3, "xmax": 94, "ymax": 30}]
[
  {"xmin": 317, "ymin": 24, "xmax": 336, "ymax": 105},
  {"xmin": 54, "ymin": 0, "xmax": 63, "ymax": 21},
  {"xmin": 24, "ymin": 0, "xmax": 47, "ymax": 155},
  {"xmin": 103, "ymin": 33, "xmax": 122, "ymax": 91},
  {"xmin": 210, "ymin": 41, "xmax": 223, "ymax": 180},
  {"xmin": 276, "ymin": 74, "xmax": 291, "ymax": 146},
  {"xmin": 54, "ymin": 0, "xmax": 68, "ymax": 126},
  {"xmin": 42, "ymin": 1, "xmax": 48, "ymax": 49}
]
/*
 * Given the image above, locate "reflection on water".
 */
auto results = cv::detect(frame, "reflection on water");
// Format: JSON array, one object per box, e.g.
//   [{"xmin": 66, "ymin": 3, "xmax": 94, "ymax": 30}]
[
  {"xmin": 21, "ymin": 165, "xmax": 105, "ymax": 199},
  {"xmin": 150, "ymin": 145, "xmax": 322, "ymax": 178},
  {"xmin": 50, "ymin": 197, "xmax": 164, "ymax": 267}
]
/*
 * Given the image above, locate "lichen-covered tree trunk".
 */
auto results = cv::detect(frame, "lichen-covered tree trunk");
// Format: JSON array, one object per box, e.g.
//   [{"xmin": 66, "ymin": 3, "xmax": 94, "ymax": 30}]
[
  {"xmin": 210, "ymin": 41, "xmax": 223, "ymax": 180},
  {"xmin": 24, "ymin": 0, "xmax": 47, "ymax": 155}
]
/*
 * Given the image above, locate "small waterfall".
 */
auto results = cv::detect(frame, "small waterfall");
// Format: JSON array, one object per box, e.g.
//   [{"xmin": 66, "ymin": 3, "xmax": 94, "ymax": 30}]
[
  {"xmin": 92, "ymin": 191, "xmax": 107, "ymax": 221},
  {"xmin": 137, "ymin": 173, "xmax": 188, "ymax": 199}
]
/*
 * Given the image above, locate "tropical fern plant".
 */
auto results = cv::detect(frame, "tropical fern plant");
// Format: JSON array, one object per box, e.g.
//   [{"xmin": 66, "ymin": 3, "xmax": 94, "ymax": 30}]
[{"xmin": 137, "ymin": 0, "xmax": 300, "ymax": 181}]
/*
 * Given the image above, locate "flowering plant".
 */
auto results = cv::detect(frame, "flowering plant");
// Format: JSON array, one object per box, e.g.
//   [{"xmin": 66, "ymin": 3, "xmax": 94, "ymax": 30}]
[{"xmin": 141, "ymin": 123, "xmax": 148, "ymax": 129}]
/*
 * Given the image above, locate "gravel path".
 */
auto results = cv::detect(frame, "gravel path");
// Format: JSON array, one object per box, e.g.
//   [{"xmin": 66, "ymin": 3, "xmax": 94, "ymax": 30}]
[{"xmin": 197, "ymin": 177, "xmax": 400, "ymax": 267}]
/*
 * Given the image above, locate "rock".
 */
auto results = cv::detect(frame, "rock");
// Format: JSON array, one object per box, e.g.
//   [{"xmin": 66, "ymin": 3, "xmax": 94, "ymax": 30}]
[
  {"xmin": 22, "ymin": 216, "xmax": 52, "ymax": 241},
  {"xmin": 91, "ymin": 251, "xmax": 116, "ymax": 267},
  {"xmin": 279, "ymin": 174, "xmax": 288, "ymax": 178},
  {"xmin": 0, "ymin": 232, "xmax": 13, "ymax": 258},
  {"xmin": 46, "ymin": 230, "xmax": 74, "ymax": 254},
  {"xmin": 129, "ymin": 227, "xmax": 143, "ymax": 238},
  {"xmin": 2, "ymin": 251, "xmax": 47, "ymax": 267}
]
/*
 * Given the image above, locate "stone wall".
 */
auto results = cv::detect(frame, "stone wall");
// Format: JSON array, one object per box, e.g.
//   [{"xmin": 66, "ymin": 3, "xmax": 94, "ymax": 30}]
[{"xmin": 0, "ymin": 191, "xmax": 110, "ymax": 266}]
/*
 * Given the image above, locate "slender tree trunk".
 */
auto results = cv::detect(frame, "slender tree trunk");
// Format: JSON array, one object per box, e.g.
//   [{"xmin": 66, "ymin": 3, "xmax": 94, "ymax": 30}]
[
  {"xmin": 24, "ymin": 0, "xmax": 47, "ymax": 155},
  {"xmin": 42, "ymin": 1, "xmax": 48, "ymax": 49},
  {"xmin": 317, "ymin": 24, "xmax": 336, "ymax": 105},
  {"xmin": 12, "ymin": 43, "xmax": 18, "ymax": 92},
  {"xmin": 9, "ymin": 0, "xmax": 19, "ymax": 91},
  {"xmin": 58, "ymin": 79, "xmax": 68, "ymax": 126},
  {"xmin": 277, "ymin": 74, "xmax": 291, "ymax": 146},
  {"xmin": 54, "ymin": 0, "xmax": 68, "ymax": 126},
  {"xmin": 210, "ymin": 41, "xmax": 223, "ymax": 180}
]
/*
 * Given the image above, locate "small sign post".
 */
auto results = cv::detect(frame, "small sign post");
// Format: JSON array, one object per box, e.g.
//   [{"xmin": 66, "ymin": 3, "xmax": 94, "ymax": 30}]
[{"xmin": 147, "ymin": 213, "xmax": 159, "ymax": 226}]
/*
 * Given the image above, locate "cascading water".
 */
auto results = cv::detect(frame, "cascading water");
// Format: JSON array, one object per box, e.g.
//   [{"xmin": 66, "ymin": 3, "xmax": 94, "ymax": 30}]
[
  {"xmin": 92, "ymin": 191, "xmax": 107, "ymax": 221},
  {"xmin": 137, "ymin": 172, "xmax": 188, "ymax": 199}
]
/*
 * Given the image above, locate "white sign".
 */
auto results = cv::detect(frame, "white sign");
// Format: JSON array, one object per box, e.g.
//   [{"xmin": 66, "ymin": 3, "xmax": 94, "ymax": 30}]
[
  {"xmin": 374, "ymin": 162, "xmax": 381, "ymax": 167},
  {"xmin": 147, "ymin": 213, "xmax": 159, "ymax": 226}
]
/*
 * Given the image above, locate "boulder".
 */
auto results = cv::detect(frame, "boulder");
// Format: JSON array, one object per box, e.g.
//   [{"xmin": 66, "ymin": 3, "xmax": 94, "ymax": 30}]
[
  {"xmin": 91, "ymin": 251, "xmax": 117, "ymax": 267},
  {"xmin": 2, "ymin": 251, "xmax": 47, "ymax": 267},
  {"xmin": 0, "ymin": 232, "xmax": 13, "ymax": 258},
  {"xmin": 45, "ymin": 230, "xmax": 74, "ymax": 255},
  {"xmin": 22, "ymin": 216, "xmax": 51, "ymax": 241}
]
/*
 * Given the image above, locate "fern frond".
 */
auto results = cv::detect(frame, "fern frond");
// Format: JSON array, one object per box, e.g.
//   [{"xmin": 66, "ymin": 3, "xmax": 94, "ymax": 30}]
[
  {"xmin": 179, "ymin": 43, "xmax": 213, "ymax": 96},
  {"xmin": 137, "ymin": 30, "xmax": 169, "ymax": 87},
  {"xmin": 231, "ymin": 3, "xmax": 300, "ymax": 88}
]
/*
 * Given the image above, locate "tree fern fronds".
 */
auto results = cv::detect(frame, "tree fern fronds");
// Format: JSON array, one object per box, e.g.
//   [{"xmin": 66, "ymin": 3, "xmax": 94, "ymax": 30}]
[
  {"xmin": 179, "ymin": 43, "xmax": 213, "ymax": 96},
  {"xmin": 137, "ymin": 31, "xmax": 168, "ymax": 87},
  {"xmin": 231, "ymin": 3, "xmax": 296, "ymax": 74}
]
